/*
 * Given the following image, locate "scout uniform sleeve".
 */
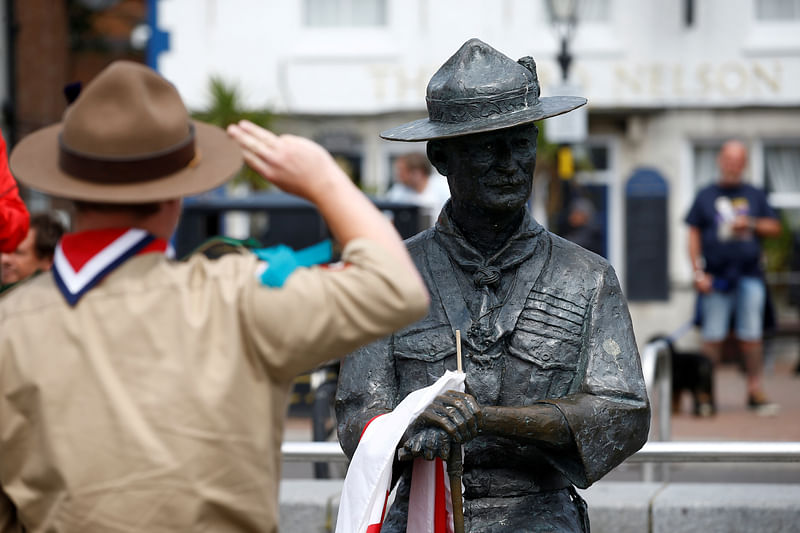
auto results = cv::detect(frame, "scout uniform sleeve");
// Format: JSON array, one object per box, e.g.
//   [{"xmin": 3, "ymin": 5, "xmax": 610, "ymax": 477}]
[
  {"xmin": 241, "ymin": 238, "xmax": 428, "ymax": 382},
  {"xmin": 539, "ymin": 263, "xmax": 651, "ymax": 488}
]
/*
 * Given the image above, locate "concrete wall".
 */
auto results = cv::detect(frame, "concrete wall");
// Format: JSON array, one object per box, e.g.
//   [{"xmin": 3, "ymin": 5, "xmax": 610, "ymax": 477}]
[{"xmin": 279, "ymin": 480, "xmax": 800, "ymax": 533}]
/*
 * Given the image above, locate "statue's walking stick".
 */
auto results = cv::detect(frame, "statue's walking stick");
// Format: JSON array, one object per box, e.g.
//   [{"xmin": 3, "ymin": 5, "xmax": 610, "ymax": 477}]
[
  {"xmin": 448, "ymin": 445, "xmax": 465, "ymax": 533},
  {"xmin": 449, "ymin": 330, "xmax": 466, "ymax": 533}
]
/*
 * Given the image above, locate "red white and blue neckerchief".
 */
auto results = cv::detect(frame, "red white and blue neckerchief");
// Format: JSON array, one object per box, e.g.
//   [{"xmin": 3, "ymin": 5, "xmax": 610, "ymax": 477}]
[{"xmin": 53, "ymin": 228, "xmax": 169, "ymax": 306}]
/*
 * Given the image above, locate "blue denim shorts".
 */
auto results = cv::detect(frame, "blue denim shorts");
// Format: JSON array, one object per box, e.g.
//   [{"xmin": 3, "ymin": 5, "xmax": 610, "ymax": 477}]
[{"xmin": 701, "ymin": 276, "xmax": 765, "ymax": 342}]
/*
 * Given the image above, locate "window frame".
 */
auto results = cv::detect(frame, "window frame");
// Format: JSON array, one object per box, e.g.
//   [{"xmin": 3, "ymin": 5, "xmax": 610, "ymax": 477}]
[{"xmin": 303, "ymin": 0, "xmax": 388, "ymax": 28}]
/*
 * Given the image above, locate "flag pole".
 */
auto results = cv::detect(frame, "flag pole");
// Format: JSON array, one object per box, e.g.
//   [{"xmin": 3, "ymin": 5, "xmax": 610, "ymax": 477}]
[
  {"xmin": 449, "ymin": 330, "xmax": 466, "ymax": 533},
  {"xmin": 456, "ymin": 330, "xmax": 463, "ymax": 373}
]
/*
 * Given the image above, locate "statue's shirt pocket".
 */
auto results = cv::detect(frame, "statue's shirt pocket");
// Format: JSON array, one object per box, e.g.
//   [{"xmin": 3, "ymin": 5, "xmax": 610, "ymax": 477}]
[
  {"xmin": 393, "ymin": 325, "xmax": 456, "ymax": 398},
  {"xmin": 505, "ymin": 294, "xmax": 586, "ymax": 402}
]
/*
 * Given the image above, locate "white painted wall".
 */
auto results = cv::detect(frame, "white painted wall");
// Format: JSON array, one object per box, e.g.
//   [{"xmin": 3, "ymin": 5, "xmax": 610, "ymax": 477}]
[{"xmin": 158, "ymin": 0, "xmax": 800, "ymax": 113}]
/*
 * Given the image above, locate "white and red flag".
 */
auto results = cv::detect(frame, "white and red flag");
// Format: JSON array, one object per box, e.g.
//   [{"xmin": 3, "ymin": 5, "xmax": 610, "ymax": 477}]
[{"xmin": 336, "ymin": 370, "xmax": 465, "ymax": 533}]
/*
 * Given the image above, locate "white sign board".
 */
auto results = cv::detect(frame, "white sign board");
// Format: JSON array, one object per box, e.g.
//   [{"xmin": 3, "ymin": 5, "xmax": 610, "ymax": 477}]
[{"xmin": 543, "ymin": 83, "xmax": 588, "ymax": 144}]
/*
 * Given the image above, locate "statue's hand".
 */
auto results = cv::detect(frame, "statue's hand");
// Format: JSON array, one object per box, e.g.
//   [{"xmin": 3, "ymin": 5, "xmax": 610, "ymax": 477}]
[
  {"xmin": 399, "ymin": 391, "xmax": 481, "ymax": 462},
  {"xmin": 402, "ymin": 427, "xmax": 452, "ymax": 461},
  {"xmin": 419, "ymin": 390, "xmax": 482, "ymax": 444}
]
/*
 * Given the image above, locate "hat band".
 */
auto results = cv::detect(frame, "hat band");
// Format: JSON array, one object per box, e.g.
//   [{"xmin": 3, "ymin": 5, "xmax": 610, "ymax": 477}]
[
  {"xmin": 58, "ymin": 124, "xmax": 196, "ymax": 184},
  {"xmin": 426, "ymin": 84, "xmax": 538, "ymax": 124}
]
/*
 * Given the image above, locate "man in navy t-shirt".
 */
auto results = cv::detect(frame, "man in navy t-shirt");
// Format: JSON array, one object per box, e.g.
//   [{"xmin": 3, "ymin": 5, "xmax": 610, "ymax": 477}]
[{"xmin": 686, "ymin": 140, "xmax": 781, "ymax": 414}]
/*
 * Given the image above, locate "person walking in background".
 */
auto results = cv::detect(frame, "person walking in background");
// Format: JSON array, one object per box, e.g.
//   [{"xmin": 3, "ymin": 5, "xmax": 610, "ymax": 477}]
[
  {"xmin": 386, "ymin": 152, "xmax": 450, "ymax": 227},
  {"xmin": 561, "ymin": 196, "xmax": 604, "ymax": 256},
  {"xmin": 0, "ymin": 133, "xmax": 29, "ymax": 254},
  {"xmin": 1, "ymin": 212, "xmax": 66, "ymax": 293},
  {"xmin": 686, "ymin": 140, "xmax": 782, "ymax": 414},
  {"xmin": 0, "ymin": 60, "xmax": 427, "ymax": 532}
]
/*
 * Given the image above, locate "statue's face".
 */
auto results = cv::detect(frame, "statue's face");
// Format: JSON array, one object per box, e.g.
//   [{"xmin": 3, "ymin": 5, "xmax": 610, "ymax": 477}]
[{"xmin": 442, "ymin": 123, "xmax": 537, "ymax": 214}]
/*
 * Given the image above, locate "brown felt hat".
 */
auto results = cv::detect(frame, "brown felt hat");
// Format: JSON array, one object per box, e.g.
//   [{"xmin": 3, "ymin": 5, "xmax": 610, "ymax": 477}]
[{"xmin": 9, "ymin": 61, "xmax": 243, "ymax": 203}]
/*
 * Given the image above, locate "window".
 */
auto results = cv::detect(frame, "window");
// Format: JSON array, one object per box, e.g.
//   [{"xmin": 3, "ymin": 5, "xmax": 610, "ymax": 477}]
[
  {"xmin": 565, "ymin": 140, "xmax": 614, "ymax": 259},
  {"xmin": 691, "ymin": 140, "xmax": 800, "ymax": 223},
  {"xmin": 746, "ymin": 0, "xmax": 800, "ymax": 55},
  {"xmin": 765, "ymin": 144, "xmax": 800, "ymax": 194},
  {"xmin": 304, "ymin": 0, "xmax": 387, "ymax": 27},
  {"xmin": 578, "ymin": 0, "xmax": 611, "ymax": 22},
  {"xmin": 546, "ymin": 0, "xmax": 611, "ymax": 24},
  {"xmin": 314, "ymin": 130, "xmax": 364, "ymax": 187},
  {"xmin": 586, "ymin": 144, "xmax": 609, "ymax": 172},
  {"xmin": 764, "ymin": 142, "xmax": 800, "ymax": 228},
  {"xmin": 692, "ymin": 142, "xmax": 724, "ymax": 191},
  {"xmin": 756, "ymin": 0, "xmax": 800, "ymax": 19}
]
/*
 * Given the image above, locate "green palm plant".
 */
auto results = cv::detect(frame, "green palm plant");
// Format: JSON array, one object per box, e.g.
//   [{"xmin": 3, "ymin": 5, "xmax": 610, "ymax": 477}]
[{"xmin": 191, "ymin": 76, "xmax": 274, "ymax": 191}]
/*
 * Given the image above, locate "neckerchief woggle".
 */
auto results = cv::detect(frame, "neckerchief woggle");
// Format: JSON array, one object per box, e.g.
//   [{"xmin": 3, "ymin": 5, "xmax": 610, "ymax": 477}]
[
  {"xmin": 53, "ymin": 228, "xmax": 334, "ymax": 306},
  {"xmin": 253, "ymin": 239, "xmax": 333, "ymax": 288}
]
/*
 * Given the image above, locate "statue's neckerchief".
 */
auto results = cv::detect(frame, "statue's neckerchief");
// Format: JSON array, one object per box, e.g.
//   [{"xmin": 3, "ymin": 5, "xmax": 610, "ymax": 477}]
[
  {"xmin": 430, "ymin": 207, "xmax": 548, "ymax": 404},
  {"xmin": 53, "ymin": 228, "xmax": 169, "ymax": 306},
  {"xmin": 433, "ymin": 206, "xmax": 543, "ymax": 289},
  {"xmin": 431, "ymin": 207, "xmax": 547, "ymax": 351}
]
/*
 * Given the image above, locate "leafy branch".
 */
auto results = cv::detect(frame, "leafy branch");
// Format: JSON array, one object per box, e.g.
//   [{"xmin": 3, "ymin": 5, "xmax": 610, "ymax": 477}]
[{"xmin": 191, "ymin": 76, "xmax": 274, "ymax": 191}]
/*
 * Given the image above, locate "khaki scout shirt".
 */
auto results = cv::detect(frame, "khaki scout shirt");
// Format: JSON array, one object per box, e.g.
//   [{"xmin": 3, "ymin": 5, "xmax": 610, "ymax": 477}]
[{"xmin": 0, "ymin": 238, "xmax": 427, "ymax": 532}]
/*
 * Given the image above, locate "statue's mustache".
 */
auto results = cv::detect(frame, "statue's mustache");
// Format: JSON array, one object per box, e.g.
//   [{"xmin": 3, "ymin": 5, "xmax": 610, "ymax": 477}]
[{"xmin": 482, "ymin": 166, "xmax": 531, "ymax": 186}]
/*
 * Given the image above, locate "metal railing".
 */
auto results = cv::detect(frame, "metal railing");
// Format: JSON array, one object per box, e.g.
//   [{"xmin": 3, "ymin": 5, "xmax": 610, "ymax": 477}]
[
  {"xmin": 639, "ymin": 337, "xmax": 673, "ymax": 480},
  {"xmin": 628, "ymin": 441, "xmax": 800, "ymax": 463},
  {"xmin": 281, "ymin": 440, "xmax": 800, "ymax": 464},
  {"xmin": 285, "ymin": 337, "xmax": 799, "ymax": 477},
  {"xmin": 640, "ymin": 337, "xmax": 672, "ymax": 442}
]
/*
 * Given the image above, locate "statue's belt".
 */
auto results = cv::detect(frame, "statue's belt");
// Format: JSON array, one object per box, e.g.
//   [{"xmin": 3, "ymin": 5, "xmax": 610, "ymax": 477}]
[{"xmin": 462, "ymin": 467, "xmax": 570, "ymax": 498}]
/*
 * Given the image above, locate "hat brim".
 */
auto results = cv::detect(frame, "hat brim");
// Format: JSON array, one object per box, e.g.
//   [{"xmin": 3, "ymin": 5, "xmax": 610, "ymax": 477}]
[
  {"xmin": 9, "ymin": 120, "xmax": 243, "ymax": 203},
  {"xmin": 380, "ymin": 96, "xmax": 587, "ymax": 142}
]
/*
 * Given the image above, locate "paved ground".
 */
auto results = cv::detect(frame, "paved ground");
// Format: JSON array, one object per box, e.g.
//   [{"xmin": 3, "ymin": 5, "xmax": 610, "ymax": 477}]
[
  {"xmin": 611, "ymin": 348, "xmax": 800, "ymax": 484},
  {"xmin": 670, "ymin": 362, "xmax": 800, "ymax": 442},
  {"xmin": 282, "ymin": 339, "xmax": 800, "ymax": 482}
]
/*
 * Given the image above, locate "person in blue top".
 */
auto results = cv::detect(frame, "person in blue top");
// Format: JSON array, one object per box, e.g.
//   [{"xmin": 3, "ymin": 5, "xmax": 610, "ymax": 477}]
[{"xmin": 686, "ymin": 140, "xmax": 781, "ymax": 414}]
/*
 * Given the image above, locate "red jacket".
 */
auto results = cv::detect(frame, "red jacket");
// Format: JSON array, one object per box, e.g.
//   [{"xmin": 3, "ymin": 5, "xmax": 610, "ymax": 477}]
[{"xmin": 0, "ymin": 134, "xmax": 29, "ymax": 253}]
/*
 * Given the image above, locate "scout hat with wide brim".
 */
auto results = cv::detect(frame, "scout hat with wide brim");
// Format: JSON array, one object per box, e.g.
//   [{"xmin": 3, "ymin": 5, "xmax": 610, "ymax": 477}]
[
  {"xmin": 381, "ymin": 38, "xmax": 587, "ymax": 142},
  {"xmin": 10, "ymin": 61, "xmax": 242, "ymax": 203}
]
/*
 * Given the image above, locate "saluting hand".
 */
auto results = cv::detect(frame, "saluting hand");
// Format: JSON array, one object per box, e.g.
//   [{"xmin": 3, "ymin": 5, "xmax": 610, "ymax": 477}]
[{"xmin": 226, "ymin": 120, "xmax": 347, "ymax": 202}]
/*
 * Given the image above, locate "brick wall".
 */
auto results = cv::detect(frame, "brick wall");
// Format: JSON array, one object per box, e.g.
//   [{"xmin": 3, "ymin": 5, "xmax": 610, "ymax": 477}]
[
  {"xmin": 12, "ymin": 0, "xmax": 146, "ymax": 141},
  {"xmin": 13, "ymin": 0, "xmax": 70, "ymax": 140},
  {"xmin": 10, "ymin": 0, "xmax": 146, "ymax": 208}
]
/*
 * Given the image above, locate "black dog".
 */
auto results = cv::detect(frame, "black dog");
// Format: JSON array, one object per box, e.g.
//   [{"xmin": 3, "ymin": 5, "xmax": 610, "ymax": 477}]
[{"xmin": 650, "ymin": 336, "xmax": 715, "ymax": 417}]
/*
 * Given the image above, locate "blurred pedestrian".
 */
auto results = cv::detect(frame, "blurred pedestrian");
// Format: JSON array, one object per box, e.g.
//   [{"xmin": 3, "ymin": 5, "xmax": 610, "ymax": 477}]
[
  {"xmin": 561, "ymin": 197, "xmax": 604, "ymax": 256},
  {"xmin": 686, "ymin": 140, "xmax": 782, "ymax": 414},
  {"xmin": 0, "ymin": 132, "xmax": 29, "ymax": 254},
  {"xmin": 0, "ymin": 60, "xmax": 427, "ymax": 532},
  {"xmin": 386, "ymin": 152, "xmax": 450, "ymax": 227},
  {"xmin": 1, "ymin": 212, "xmax": 66, "ymax": 292}
]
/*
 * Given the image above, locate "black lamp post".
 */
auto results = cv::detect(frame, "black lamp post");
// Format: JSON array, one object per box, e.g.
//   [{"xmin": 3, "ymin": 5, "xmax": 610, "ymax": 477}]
[
  {"xmin": 546, "ymin": 0, "xmax": 581, "ymax": 230},
  {"xmin": 548, "ymin": 0, "xmax": 578, "ymax": 82}
]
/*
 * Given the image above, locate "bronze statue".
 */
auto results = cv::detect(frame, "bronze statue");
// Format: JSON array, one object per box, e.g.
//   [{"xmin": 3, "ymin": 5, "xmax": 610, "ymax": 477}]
[{"xmin": 336, "ymin": 38, "xmax": 650, "ymax": 532}]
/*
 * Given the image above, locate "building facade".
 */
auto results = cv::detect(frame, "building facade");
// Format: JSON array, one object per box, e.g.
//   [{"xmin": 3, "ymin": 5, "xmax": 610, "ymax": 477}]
[{"xmin": 155, "ymin": 0, "xmax": 800, "ymax": 345}]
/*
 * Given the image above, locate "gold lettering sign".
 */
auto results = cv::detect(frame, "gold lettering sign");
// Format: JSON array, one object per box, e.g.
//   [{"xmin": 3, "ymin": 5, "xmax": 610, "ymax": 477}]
[
  {"xmin": 612, "ymin": 61, "xmax": 783, "ymax": 101},
  {"xmin": 375, "ymin": 60, "xmax": 784, "ymax": 107}
]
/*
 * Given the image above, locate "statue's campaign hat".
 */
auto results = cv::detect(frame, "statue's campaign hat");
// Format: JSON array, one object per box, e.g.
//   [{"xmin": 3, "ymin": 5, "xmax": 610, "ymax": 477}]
[
  {"xmin": 10, "ymin": 61, "xmax": 242, "ymax": 203},
  {"xmin": 381, "ymin": 38, "xmax": 586, "ymax": 142}
]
